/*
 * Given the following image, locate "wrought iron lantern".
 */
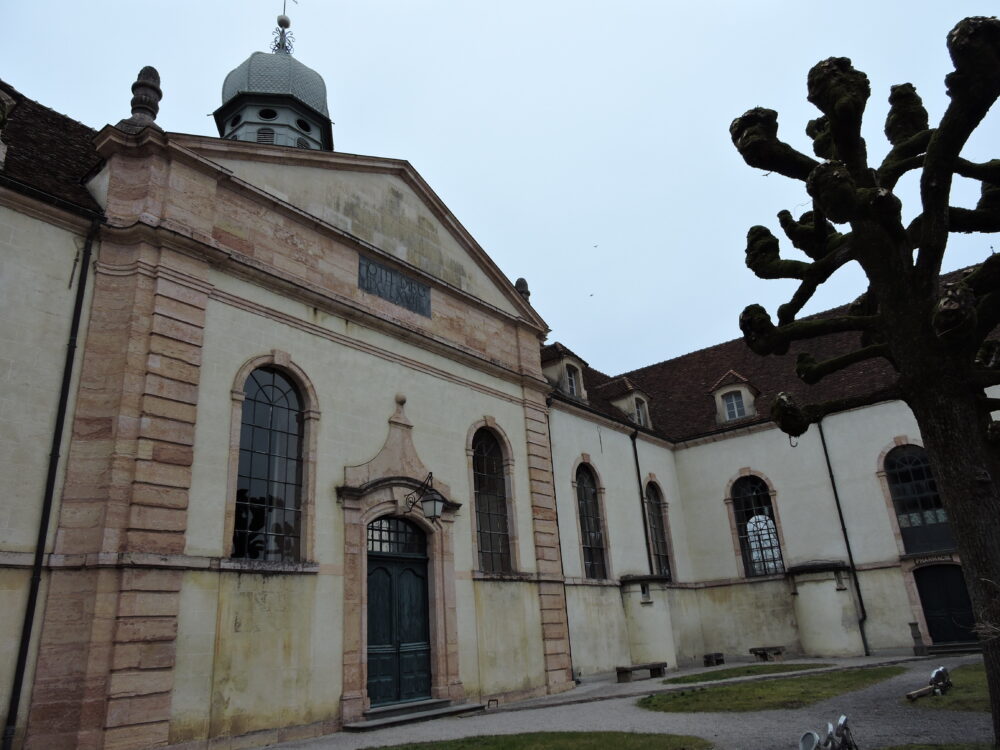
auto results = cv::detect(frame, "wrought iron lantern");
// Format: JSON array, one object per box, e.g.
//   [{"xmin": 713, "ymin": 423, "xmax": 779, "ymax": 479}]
[{"xmin": 405, "ymin": 473, "xmax": 445, "ymax": 520}]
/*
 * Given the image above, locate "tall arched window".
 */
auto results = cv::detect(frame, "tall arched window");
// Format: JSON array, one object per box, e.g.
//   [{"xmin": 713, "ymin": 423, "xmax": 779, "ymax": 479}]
[
  {"xmin": 644, "ymin": 483, "xmax": 671, "ymax": 579},
  {"xmin": 576, "ymin": 464, "xmax": 607, "ymax": 579},
  {"xmin": 731, "ymin": 476, "xmax": 783, "ymax": 577},
  {"xmin": 472, "ymin": 429, "xmax": 512, "ymax": 573},
  {"xmin": 885, "ymin": 444, "xmax": 953, "ymax": 553},
  {"xmin": 233, "ymin": 367, "xmax": 304, "ymax": 561}
]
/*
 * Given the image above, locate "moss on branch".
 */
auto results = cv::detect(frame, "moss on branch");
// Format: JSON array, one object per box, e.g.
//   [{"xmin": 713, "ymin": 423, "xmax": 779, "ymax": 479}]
[
  {"xmin": 770, "ymin": 387, "xmax": 900, "ymax": 438},
  {"xmin": 730, "ymin": 108, "xmax": 818, "ymax": 181}
]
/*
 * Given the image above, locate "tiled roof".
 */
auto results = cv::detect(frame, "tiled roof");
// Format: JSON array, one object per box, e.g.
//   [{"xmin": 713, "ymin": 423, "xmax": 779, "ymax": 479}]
[
  {"xmin": 541, "ymin": 342, "xmax": 588, "ymax": 366},
  {"xmin": 0, "ymin": 80, "xmax": 102, "ymax": 214},
  {"xmin": 547, "ymin": 304, "xmax": 900, "ymax": 442}
]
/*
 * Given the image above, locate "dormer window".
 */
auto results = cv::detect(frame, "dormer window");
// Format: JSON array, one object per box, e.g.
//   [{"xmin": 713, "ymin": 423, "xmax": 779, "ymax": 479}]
[
  {"xmin": 635, "ymin": 397, "xmax": 649, "ymax": 427},
  {"xmin": 566, "ymin": 365, "xmax": 580, "ymax": 397},
  {"xmin": 723, "ymin": 391, "xmax": 746, "ymax": 421}
]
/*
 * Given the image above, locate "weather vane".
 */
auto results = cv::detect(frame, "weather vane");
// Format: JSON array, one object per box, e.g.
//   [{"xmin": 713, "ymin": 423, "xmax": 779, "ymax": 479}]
[{"xmin": 272, "ymin": 0, "xmax": 298, "ymax": 54}]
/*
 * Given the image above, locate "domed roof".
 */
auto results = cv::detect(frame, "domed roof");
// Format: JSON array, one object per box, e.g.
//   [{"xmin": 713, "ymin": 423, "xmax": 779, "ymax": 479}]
[{"xmin": 221, "ymin": 51, "xmax": 329, "ymax": 117}]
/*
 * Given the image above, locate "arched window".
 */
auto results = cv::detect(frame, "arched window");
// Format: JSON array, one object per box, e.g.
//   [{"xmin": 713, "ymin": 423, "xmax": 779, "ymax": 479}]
[
  {"xmin": 644, "ymin": 483, "xmax": 671, "ymax": 578},
  {"xmin": 731, "ymin": 476, "xmax": 783, "ymax": 577},
  {"xmin": 233, "ymin": 367, "xmax": 304, "ymax": 561},
  {"xmin": 576, "ymin": 464, "xmax": 607, "ymax": 579},
  {"xmin": 472, "ymin": 429, "xmax": 512, "ymax": 573},
  {"xmin": 885, "ymin": 444, "xmax": 953, "ymax": 553}
]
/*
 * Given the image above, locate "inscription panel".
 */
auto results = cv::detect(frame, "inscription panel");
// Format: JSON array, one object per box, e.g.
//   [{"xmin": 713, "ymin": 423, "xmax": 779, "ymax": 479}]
[{"xmin": 359, "ymin": 256, "xmax": 431, "ymax": 317}]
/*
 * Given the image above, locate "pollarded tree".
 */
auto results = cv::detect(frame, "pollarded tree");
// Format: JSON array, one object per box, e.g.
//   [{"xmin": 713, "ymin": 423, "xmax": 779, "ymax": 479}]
[{"xmin": 729, "ymin": 16, "xmax": 1000, "ymax": 743}]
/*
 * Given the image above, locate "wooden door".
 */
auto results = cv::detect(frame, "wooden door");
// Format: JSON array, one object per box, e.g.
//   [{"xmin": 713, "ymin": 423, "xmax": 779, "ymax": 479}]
[
  {"xmin": 914, "ymin": 565, "xmax": 976, "ymax": 643},
  {"xmin": 367, "ymin": 518, "xmax": 431, "ymax": 705}
]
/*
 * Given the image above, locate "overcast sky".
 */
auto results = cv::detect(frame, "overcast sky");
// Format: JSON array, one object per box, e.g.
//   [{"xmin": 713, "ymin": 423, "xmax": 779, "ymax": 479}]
[{"xmin": 5, "ymin": 2, "xmax": 997, "ymax": 374}]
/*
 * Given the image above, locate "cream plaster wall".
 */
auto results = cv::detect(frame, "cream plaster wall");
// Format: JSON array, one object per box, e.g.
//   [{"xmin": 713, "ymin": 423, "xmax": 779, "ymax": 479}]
[
  {"xmin": 820, "ymin": 401, "xmax": 923, "ymax": 565},
  {"xmin": 668, "ymin": 579, "xmax": 799, "ymax": 665},
  {"xmin": 856, "ymin": 566, "xmax": 917, "ymax": 652},
  {"xmin": 468, "ymin": 580, "xmax": 546, "ymax": 697},
  {"xmin": 621, "ymin": 583, "xmax": 678, "ymax": 667},
  {"xmin": 0, "ymin": 208, "xmax": 92, "ymax": 551},
  {"xmin": 673, "ymin": 425, "xmax": 849, "ymax": 582},
  {"xmin": 178, "ymin": 259, "xmax": 546, "ymax": 733},
  {"xmin": 209, "ymin": 157, "xmax": 519, "ymax": 316},
  {"xmin": 565, "ymin": 584, "xmax": 630, "ymax": 675},
  {"xmin": 547, "ymin": 409, "xmax": 661, "ymax": 580},
  {"xmin": 0, "ymin": 208, "xmax": 92, "ymax": 737}
]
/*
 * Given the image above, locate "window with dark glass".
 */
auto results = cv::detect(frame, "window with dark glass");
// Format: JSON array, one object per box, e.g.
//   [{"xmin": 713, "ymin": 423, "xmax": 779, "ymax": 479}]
[
  {"xmin": 576, "ymin": 465, "xmax": 607, "ymax": 579},
  {"xmin": 731, "ymin": 475, "xmax": 783, "ymax": 576},
  {"xmin": 635, "ymin": 398, "xmax": 649, "ymax": 427},
  {"xmin": 644, "ymin": 483, "xmax": 671, "ymax": 579},
  {"xmin": 472, "ymin": 429, "xmax": 512, "ymax": 573},
  {"xmin": 256, "ymin": 127, "xmax": 275, "ymax": 144},
  {"xmin": 233, "ymin": 367, "xmax": 303, "ymax": 561},
  {"xmin": 885, "ymin": 444, "xmax": 953, "ymax": 553}
]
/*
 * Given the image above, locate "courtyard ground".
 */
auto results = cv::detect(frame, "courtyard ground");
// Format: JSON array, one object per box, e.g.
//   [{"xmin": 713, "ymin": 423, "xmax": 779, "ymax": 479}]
[{"xmin": 274, "ymin": 655, "xmax": 988, "ymax": 750}]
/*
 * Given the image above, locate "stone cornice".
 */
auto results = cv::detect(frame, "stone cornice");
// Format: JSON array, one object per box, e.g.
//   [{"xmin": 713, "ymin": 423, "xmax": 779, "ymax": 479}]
[{"xmin": 0, "ymin": 184, "xmax": 98, "ymax": 234}]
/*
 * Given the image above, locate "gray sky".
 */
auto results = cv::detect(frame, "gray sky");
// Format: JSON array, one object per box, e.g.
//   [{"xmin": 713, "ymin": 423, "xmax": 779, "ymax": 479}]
[{"xmin": 5, "ymin": 2, "xmax": 997, "ymax": 374}]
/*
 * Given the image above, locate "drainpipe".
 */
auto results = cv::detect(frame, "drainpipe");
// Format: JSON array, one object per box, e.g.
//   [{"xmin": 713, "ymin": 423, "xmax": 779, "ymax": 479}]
[
  {"xmin": 817, "ymin": 421, "xmax": 870, "ymax": 656},
  {"xmin": 630, "ymin": 430, "xmax": 654, "ymax": 575},
  {"xmin": 3, "ymin": 217, "xmax": 102, "ymax": 750}
]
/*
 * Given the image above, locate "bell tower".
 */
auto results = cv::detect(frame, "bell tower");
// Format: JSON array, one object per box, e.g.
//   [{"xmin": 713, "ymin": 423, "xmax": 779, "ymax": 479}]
[{"xmin": 213, "ymin": 13, "xmax": 333, "ymax": 150}]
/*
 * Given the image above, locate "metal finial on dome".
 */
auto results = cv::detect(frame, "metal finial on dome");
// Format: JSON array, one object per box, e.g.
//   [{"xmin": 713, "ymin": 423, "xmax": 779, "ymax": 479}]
[{"xmin": 272, "ymin": 15, "xmax": 295, "ymax": 54}]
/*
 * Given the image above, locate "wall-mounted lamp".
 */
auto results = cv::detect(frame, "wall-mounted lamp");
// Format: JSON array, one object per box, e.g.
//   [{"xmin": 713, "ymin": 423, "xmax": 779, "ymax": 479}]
[{"xmin": 404, "ymin": 472, "xmax": 445, "ymax": 520}]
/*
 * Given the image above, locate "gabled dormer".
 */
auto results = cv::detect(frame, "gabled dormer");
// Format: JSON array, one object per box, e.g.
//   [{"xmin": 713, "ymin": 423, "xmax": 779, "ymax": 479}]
[
  {"xmin": 541, "ymin": 342, "xmax": 589, "ymax": 401},
  {"xmin": 709, "ymin": 370, "xmax": 759, "ymax": 424},
  {"xmin": 592, "ymin": 376, "xmax": 654, "ymax": 429}
]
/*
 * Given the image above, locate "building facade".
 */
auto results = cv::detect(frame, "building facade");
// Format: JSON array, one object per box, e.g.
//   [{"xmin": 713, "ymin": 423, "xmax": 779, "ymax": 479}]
[{"xmin": 0, "ymin": 28, "xmax": 975, "ymax": 750}]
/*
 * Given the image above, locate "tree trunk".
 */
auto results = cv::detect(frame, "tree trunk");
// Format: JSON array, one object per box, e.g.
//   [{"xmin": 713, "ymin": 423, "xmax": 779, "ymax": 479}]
[{"xmin": 907, "ymin": 385, "xmax": 1000, "ymax": 747}]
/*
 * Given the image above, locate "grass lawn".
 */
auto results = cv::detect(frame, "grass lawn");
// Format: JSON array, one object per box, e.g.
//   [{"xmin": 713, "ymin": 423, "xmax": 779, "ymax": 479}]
[
  {"xmin": 904, "ymin": 662, "xmax": 988, "ymax": 712},
  {"xmin": 638, "ymin": 665, "xmax": 906, "ymax": 712},
  {"xmin": 664, "ymin": 662, "xmax": 832, "ymax": 684},
  {"xmin": 360, "ymin": 733, "xmax": 713, "ymax": 750}
]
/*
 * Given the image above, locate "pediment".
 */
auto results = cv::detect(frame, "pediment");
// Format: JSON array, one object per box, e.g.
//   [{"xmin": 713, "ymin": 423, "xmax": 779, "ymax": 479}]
[{"xmin": 176, "ymin": 136, "xmax": 542, "ymax": 326}]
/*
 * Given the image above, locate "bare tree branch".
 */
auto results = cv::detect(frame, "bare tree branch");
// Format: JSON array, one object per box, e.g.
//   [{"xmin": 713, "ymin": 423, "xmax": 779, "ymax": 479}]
[
  {"xmin": 740, "ymin": 304, "xmax": 877, "ymax": 356},
  {"xmin": 777, "ymin": 209, "xmax": 845, "ymax": 260},
  {"xmin": 950, "ymin": 206, "xmax": 1000, "ymax": 233},
  {"xmin": 955, "ymin": 157, "xmax": 1000, "ymax": 183},
  {"xmin": 770, "ymin": 385, "xmax": 901, "ymax": 437},
  {"xmin": 807, "ymin": 57, "xmax": 873, "ymax": 183},
  {"xmin": 730, "ymin": 108, "xmax": 819, "ymax": 181},
  {"xmin": 916, "ymin": 17, "xmax": 1000, "ymax": 282},
  {"xmin": 795, "ymin": 344, "xmax": 893, "ymax": 385}
]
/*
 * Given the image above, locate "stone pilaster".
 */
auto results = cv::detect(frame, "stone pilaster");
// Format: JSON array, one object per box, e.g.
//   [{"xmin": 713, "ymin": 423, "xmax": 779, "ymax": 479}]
[
  {"xmin": 522, "ymin": 392, "xmax": 574, "ymax": 693},
  {"xmin": 25, "ymin": 235, "xmax": 210, "ymax": 749}
]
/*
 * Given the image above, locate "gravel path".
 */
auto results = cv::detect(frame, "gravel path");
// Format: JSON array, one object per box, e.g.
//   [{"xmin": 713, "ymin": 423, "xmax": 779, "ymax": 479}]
[{"xmin": 277, "ymin": 655, "xmax": 989, "ymax": 750}]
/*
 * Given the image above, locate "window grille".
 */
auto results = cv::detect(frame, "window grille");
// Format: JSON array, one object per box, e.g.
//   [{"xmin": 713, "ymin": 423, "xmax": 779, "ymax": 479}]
[
  {"xmin": 367, "ymin": 517, "xmax": 427, "ymax": 556},
  {"xmin": 723, "ymin": 391, "xmax": 746, "ymax": 420},
  {"xmin": 296, "ymin": 137, "xmax": 311, "ymax": 149},
  {"xmin": 885, "ymin": 445, "xmax": 953, "ymax": 553},
  {"xmin": 256, "ymin": 127, "xmax": 275, "ymax": 144},
  {"xmin": 233, "ymin": 367, "xmax": 303, "ymax": 561},
  {"xmin": 472, "ymin": 429, "xmax": 512, "ymax": 573},
  {"xmin": 731, "ymin": 476, "xmax": 783, "ymax": 576},
  {"xmin": 644, "ymin": 483, "xmax": 671, "ymax": 578},
  {"xmin": 576, "ymin": 465, "xmax": 607, "ymax": 579}
]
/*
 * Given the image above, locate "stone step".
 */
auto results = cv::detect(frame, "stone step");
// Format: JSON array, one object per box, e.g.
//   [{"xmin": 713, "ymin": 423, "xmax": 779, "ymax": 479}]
[
  {"xmin": 926, "ymin": 641, "xmax": 982, "ymax": 655},
  {"xmin": 344, "ymin": 702, "xmax": 485, "ymax": 732},
  {"xmin": 363, "ymin": 698, "xmax": 452, "ymax": 720}
]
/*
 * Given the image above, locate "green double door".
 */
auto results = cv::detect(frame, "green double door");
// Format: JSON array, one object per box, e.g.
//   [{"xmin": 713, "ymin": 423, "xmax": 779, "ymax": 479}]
[{"xmin": 367, "ymin": 519, "xmax": 431, "ymax": 706}]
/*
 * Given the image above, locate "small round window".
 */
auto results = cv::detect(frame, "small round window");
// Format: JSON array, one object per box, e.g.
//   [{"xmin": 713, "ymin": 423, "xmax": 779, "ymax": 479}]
[
  {"xmin": 258, "ymin": 108, "xmax": 278, "ymax": 120},
  {"xmin": 296, "ymin": 118, "xmax": 312, "ymax": 133},
  {"xmin": 229, "ymin": 114, "xmax": 242, "ymax": 127}
]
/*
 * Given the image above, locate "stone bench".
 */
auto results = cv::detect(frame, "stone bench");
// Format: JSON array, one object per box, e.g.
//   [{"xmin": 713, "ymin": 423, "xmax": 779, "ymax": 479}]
[
  {"xmin": 615, "ymin": 662, "xmax": 668, "ymax": 683},
  {"xmin": 749, "ymin": 646, "xmax": 785, "ymax": 662}
]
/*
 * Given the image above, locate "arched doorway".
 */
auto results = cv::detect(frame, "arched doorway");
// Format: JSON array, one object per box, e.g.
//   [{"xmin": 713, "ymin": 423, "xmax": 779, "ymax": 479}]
[
  {"xmin": 367, "ymin": 517, "xmax": 431, "ymax": 705},
  {"xmin": 914, "ymin": 565, "xmax": 976, "ymax": 643}
]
